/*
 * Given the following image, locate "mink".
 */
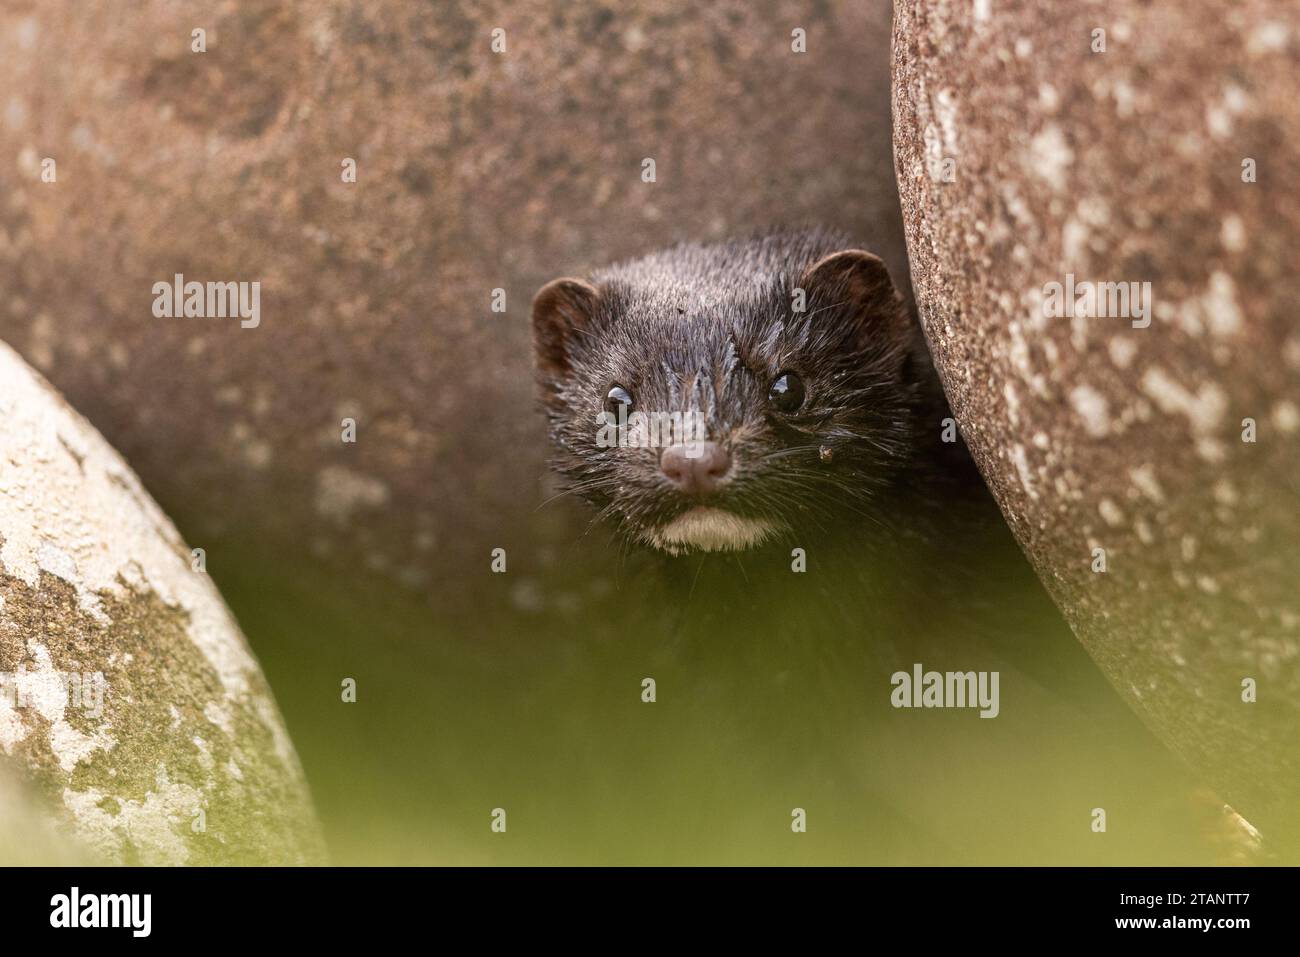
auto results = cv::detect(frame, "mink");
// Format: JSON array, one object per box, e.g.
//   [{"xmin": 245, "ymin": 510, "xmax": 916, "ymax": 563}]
[
  {"xmin": 527, "ymin": 227, "xmax": 1223, "ymax": 860},
  {"xmin": 528, "ymin": 225, "xmax": 1108, "ymax": 682},
  {"xmin": 530, "ymin": 227, "xmax": 1001, "ymax": 608},
  {"xmin": 533, "ymin": 227, "xmax": 950, "ymax": 548}
]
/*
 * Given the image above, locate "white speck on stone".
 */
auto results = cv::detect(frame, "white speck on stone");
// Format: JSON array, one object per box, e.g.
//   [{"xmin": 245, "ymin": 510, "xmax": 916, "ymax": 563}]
[
  {"xmin": 230, "ymin": 421, "xmax": 273, "ymax": 470},
  {"xmin": 922, "ymin": 123, "xmax": 946, "ymax": 181},
  {"xmin": 1128, "ymin": 464, "xmax": 1165, "ymax": 503},
  {"xmin": 70, "ymin": 124, "xmax": 94, "ymax": 152},
  {"xmin": 1220, "ymin": 215, "xmax": 1246, "ymax": 253},
  {"xmin": 1042, "ymin": 338, "xmax": 1060, "ymax": 366},
  {"xmin": 1206, "ymin": 103, "xmax": 1232, "ymax": 139},
  {"xmin": 1112, "ymin": 80, "xmax": 1137, "ymax": 118},
  {"xmin": 1140, "ymin": 367, "xmax": 1228, "ymax": 434},
  {"xmin": 1098, "ymin": 498, "xmax": 1124, "ymax": 526},
  {"xmin": 1062, "ymin": 218, "xmax": 1089, "ymax": 265},
  {"xmin": 1077, "ymin": 195, "xmax": 1110, "ymax": 226},
  {"xmin": 1003, "ymin": 382, "xmax": 1021, "ymax": 426},
  {"xmin": 314, "ymin": 466, "xmax": 390, "ymax": 524},
  {"xmin": 1069, "ymin": 385, "xmax": 1111, "ymax": 437},
  {"xmin": 245, "ymin": 441, "xmax": 272, "ymax": 469},
  {"xmin": 1272, "ymin": 401, "xmax": 1299, "ymax": 433},
  {"xmin": 17, "ymin": 145, "xmax": 40, "ymax": 177},
  {"xmin": 922, "ymin": 87, "xmax": 961, "ymax": 181},
  {"xmin": 1196, "ymin": 437, "xmax": 1227, "ymax": 462},
  {"xmin": 1213, "ymin": 478, "xmax": 1239, "ymax": 506},
  {"xmin": 215, "ymin": 385, "xmax": 243, "ymax": 406},
  {"xmin": 1247, "ymin": 21, "xmax": 1289, "ymax": 55},
  {"xmin": 193, "ymin": 736, "xmax": 215, "ymax": 772},
  {"xmin": 1135, "ymin": 518, "xmax": 1155, "ymax": 545},
  {"xmin": 1025, "ymin": 123, "xmax": 1073, "ymax": 189},
  {"xmin": 1008, "ymin": 320, "xmax": 1035, "ymax": 375},
  {"xmin": 255, "ymin": 696, "xmax": 297, "ymax": 769},
  {"xmin": 1200, "ymin": 271, "xmax": 1244, "ymax": 338},
  {"xmin": 623, "ymin": 24, "xmax": 647, "ymax": 52},
  {"xmin": 203, "ymin": 701, "xmax": 235, "ymax": 737},
  {"xmin": 1010, "ymin": 444, "xmax": 1038, "ymax": 499},
  {"xmin": 1000, "ymin": 181, "xmax": 1035, "ymax": 232},
  {"xmin": 1108, "ymin": 338, "xmax": 1137, "ymax": 369},
  {"xmin": 16, "ymin": 17, "xmax": 39, "ymax": 49},
  {"xmin": 4, "ymin": 96, "xmax": 28, "ymax": 131}
]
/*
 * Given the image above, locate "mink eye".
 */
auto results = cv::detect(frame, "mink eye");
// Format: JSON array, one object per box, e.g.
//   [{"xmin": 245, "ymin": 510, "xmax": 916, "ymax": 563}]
[
  {"xmin": 605, "ymin": 384, "xmax": 634, "ymax": 415},
  {"xmin": 768, "ymin": 372, "xmax": 805, "ymax": 413}
]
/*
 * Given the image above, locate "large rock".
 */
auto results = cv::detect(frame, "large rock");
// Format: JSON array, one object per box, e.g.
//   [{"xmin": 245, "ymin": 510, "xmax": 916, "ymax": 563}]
[
  {"xmin": 0, "ymin": 342, "xmax": 323, "ymax": 864},
  {"xmin": 893, "ymin": 1, "xmax": 1300, "ymax": 844},
  {"xmin": 0, "ymin": 0, "xmax": 904, "ymax": 603}
]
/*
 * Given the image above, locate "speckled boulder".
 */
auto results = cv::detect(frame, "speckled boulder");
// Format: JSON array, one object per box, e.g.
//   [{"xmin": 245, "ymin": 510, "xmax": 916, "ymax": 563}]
[
  {"xmin": 0, "ymin": 0, "xmax": 903, "ymax": 601},
  {"xmin": 893, "ymin": 1, "xmax": 1300, "ymax": 843},
  {"xmin": 0, "ymin": 342, "xmax": 323, "ymax": 864}
]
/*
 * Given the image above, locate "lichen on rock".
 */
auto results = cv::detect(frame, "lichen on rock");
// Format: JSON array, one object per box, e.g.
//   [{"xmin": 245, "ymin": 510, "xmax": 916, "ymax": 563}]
[{"xmin": 0, "ymin": 341, "xmax": 323, "ymax": 864}]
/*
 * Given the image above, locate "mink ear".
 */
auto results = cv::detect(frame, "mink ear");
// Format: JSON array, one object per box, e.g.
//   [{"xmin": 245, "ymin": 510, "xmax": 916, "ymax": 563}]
[
  {"xmin": 798, "ymin": 249, "xmax": 904, "ymax": 327},
  {"xmin": 531, "ymin": 277, "xmax": 601, "ymax": 384}
]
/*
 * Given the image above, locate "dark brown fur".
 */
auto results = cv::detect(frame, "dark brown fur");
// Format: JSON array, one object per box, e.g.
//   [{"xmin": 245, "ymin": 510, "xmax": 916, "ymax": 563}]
[{"xmin": 531, "ymin": 226, "xmax": 976, "ymax": 553}]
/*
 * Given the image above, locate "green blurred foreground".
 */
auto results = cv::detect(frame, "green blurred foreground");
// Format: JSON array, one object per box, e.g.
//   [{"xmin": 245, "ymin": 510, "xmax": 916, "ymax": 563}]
[{"xmin": 215, "ymin": 513, "xmax": 1230, "ymax": 867}]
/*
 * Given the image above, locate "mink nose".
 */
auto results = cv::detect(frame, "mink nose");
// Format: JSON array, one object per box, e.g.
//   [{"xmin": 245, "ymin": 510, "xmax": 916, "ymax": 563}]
[{"xmin": 660, "ymin": 442, "xmax": 732, "ymax": 495}]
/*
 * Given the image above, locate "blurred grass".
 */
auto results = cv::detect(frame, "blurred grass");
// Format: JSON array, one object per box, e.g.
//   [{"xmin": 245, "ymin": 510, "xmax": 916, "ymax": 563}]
[{"xmin": 209, "ymin": 531, "xmax": 1227, "ymax": 866}]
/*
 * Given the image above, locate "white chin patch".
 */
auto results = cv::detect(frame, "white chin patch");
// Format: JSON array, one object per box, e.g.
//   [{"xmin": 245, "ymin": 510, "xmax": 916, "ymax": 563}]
[{"xmin": 640, "ymin": 507, "xmax": 781, "ymax": 555}]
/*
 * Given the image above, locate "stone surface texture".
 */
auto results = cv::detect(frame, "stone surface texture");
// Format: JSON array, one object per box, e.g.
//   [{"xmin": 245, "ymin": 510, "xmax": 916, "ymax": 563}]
[
  {"xmin": 0, "ymin": 0, "xmax": 904, "ymax": 602},
  {"xmin": 0, "ymin": 342, "xmax": 323, "ymax": 864},
  {"xmin": 893, "ymin": 0, "xmax": 1299, "ymax": 840}
]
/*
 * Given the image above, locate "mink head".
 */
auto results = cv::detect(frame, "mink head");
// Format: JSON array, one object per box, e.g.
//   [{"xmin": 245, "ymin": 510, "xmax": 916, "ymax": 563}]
[{"xmin": 531, "ymin": 228, "xmax": 935, "ymax": 556}]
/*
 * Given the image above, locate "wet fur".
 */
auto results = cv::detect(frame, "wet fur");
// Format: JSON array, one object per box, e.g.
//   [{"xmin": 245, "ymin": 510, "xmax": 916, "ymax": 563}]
[{"xmin": 534, "ymin": 226, "xmax": 977, "ymax": 554}]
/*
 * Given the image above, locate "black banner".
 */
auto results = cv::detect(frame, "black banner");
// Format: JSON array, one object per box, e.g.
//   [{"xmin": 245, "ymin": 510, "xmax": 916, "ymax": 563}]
[{"xmin": 1, "ymin": 866, "xmax": 1285, "ymax": 943}]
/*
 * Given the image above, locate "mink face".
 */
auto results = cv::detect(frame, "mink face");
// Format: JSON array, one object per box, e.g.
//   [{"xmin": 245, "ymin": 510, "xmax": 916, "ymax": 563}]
[{"xmin": 531, "ymin": 227, "xmax": 940, "ymax": 555}]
